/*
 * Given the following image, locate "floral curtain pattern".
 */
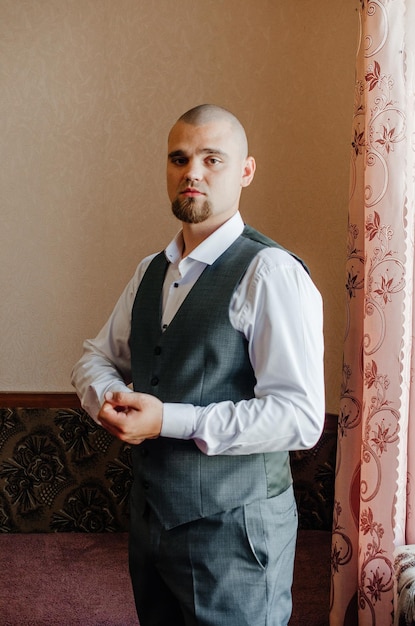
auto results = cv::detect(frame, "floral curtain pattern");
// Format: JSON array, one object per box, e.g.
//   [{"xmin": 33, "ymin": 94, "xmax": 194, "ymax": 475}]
[{"xmin": 331, "ymin": 1, "xmax": 415, "ymax": 625}]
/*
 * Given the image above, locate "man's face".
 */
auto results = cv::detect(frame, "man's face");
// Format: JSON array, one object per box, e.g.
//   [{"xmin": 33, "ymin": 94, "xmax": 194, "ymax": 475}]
[{"xmin": 166, "ymin": 119, "xmax": 255, "ymax": 227}]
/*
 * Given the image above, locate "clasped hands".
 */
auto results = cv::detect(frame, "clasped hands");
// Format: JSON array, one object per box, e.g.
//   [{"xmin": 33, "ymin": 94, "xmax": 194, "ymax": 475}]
[{"xmin": 98, "ymin": 391, "xmax": 163, "ymax": 445}]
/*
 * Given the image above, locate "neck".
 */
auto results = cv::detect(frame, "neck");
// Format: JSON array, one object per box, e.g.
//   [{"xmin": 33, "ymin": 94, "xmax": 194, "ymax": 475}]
[
  {"xmin": 181, "ymin": 212, "xmax": 238, "ymax": 258},
  {"xmin": 181, "ymin": 224, "xmax": 213, "ymax": 257}
]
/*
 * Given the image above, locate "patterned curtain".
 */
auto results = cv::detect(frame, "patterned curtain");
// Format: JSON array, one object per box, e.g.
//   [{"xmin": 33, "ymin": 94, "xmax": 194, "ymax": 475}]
[{"xmin": 330, "ymin": 2, "xmax": 415, "ymax": 625}]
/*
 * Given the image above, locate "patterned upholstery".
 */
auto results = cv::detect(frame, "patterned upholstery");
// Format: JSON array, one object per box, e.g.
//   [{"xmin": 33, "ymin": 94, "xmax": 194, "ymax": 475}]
[
  {"xmin": 393, "ymin": 545, "xmax": 415, "ymax": 626},
  {"xmin": 0, "ymin": 407, "xmax": 336, "ymax": 533},
  {"xmin": 291, "ymin": 413, "xmax": 337, "ymax": 531},
  {"xmin": 0, "ymin": 408, "xmax": 131, "ymax": 533}
]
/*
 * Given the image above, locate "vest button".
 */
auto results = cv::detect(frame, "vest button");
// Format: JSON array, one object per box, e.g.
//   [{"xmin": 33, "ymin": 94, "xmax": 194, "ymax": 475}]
[
  {"xmin": 150, "ymin": 376, "xmax": 159, "ymax": 386},
  {"xmin": 154, "ymin": 346, "xmax": 162, "ymax": 355},
  {"xmin": 143, "ymin": 481, "xmax": 150, "ymax": 490}
]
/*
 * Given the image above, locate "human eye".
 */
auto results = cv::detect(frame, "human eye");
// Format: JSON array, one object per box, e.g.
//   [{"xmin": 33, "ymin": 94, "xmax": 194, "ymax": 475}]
[
  {"xmin": 206, "ymin": 155, "xmax": 222, "ymax": 166},
  {"xmin": 168, "ymin": 152, "xmax": 188, "ymax": 166}
]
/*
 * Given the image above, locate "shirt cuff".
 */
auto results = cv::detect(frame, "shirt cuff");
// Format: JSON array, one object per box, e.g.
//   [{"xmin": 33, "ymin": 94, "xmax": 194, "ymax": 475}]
[
  {"xmin": 103, "ymin": 381, "xmax": 133, "ymax": 402},
  {"xmin": 161, "ymin": 403, "xmax": 196, "ymax": 439}
]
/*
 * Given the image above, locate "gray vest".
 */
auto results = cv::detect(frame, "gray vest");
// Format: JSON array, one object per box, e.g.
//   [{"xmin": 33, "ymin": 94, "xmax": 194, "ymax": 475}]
[{"xmin": 129, "ymin": 225, "xmax": 304, "ymax": 529}]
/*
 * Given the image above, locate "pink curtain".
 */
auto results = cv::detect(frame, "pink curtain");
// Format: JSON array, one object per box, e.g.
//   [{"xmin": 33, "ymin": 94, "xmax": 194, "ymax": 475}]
[{"xmin": 330, "ymin": 1, "xmax": 415, "ymax": 625}]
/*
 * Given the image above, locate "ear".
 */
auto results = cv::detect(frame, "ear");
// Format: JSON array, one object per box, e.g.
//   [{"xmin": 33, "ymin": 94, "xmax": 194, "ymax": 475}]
[{"xmin": 241, "ymin": 156, "xmax": 256, "ymax": 188}]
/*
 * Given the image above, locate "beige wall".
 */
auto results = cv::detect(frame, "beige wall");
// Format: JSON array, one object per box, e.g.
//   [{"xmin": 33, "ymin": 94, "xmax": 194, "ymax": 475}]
[{"xmin": 0, "ymin": 0, "xmax": 358, "ymax": 414}]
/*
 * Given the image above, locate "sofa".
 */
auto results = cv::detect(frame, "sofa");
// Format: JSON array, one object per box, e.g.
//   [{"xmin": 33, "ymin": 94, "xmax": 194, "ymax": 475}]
[{"xmin": 0, "ymin": 394, "xmax": 335, "ymax": 625}]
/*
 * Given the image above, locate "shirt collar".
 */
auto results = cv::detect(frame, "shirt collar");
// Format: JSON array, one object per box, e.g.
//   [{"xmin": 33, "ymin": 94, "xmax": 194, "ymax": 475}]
[{"xmin": 164, "ymin": 212, "xmax": 245, "ymax": 266}]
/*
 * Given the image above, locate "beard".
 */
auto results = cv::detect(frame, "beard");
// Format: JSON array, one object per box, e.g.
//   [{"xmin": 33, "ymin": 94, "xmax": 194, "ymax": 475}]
[{"xmin": 171, "ymin": 196, "xmax": 212, "ymax": 224}]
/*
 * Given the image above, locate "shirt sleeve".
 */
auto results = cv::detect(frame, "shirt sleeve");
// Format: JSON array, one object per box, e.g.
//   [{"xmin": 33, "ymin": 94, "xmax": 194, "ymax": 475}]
[
  {"xmin": 161, "ymin": 247, "xmax": 325, "ymax": 455},
  {"xmin": 70, "ymin": 255, "xmax": 155, "ymax": 421}
]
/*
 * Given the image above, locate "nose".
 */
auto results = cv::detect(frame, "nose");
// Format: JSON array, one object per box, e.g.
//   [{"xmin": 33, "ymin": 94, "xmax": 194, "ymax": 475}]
[{"xmin": 183, "ymin": 158, "xmax": 203, "ymax": 182}]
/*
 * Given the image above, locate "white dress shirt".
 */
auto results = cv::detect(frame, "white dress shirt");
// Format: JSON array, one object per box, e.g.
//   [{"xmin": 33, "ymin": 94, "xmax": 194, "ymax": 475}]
[{"xmin": 71, "ymin": 212, "xmax": 325, "ymax": 456}]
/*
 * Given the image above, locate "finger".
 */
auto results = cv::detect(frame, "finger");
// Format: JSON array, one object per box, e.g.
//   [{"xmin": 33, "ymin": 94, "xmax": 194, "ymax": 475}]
[
  {"xmin": 104, "ymin": 391, "xmax": 131, "ymax": 413},
  {"xmin": 105, "ymin": 390, "xmax": 136, "ymax": 408},
  {"xmin": 100, "ymin": 413, "xmax": 145, "ymax": 445},
  {"xmin": 99, "ymin": 403, "xmax": 128, "ymax": 424}
]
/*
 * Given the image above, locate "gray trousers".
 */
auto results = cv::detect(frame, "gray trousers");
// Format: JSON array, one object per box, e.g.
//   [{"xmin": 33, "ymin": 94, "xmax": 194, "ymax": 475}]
[{"xmin": 129, "ymin": 486, "xmax": 298, "ymax": 626}]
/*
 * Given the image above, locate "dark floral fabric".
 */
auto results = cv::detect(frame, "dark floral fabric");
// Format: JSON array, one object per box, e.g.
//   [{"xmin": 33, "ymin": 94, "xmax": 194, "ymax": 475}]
[
  {"xmin": 290, "ymin": 413, "xmax": 337, "ymax": 531},
  {"xmin": 0, "ymin": 407, "xmax": 336, "ymax": 533},
  {"xmin": 0, "ymin": 408, "xmax": 132, "ymax": 533}
]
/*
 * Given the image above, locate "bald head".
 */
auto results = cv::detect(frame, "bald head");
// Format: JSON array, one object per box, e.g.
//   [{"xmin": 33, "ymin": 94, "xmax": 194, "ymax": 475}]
[{"xmin": 173, "ymin": 104, "xmax": 249, "ymax": 158}]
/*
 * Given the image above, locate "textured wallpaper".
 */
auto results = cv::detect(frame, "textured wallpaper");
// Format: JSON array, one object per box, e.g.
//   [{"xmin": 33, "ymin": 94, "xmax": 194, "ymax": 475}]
[{"xmin": 0, "ymin": 0, "xmax": 358, "ymax": 412}]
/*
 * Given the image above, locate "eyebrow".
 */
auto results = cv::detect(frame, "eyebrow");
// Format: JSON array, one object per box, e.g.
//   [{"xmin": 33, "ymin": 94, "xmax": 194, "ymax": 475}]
[{"xmin": 168, "ymin": 148, "xmax": 228, "ymax": 159}]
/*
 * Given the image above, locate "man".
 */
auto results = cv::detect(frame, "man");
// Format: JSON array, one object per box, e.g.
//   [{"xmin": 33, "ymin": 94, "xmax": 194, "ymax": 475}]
[{"xmin": 71, "ymin": 104, "xmax": 325, "ymax": 626}]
